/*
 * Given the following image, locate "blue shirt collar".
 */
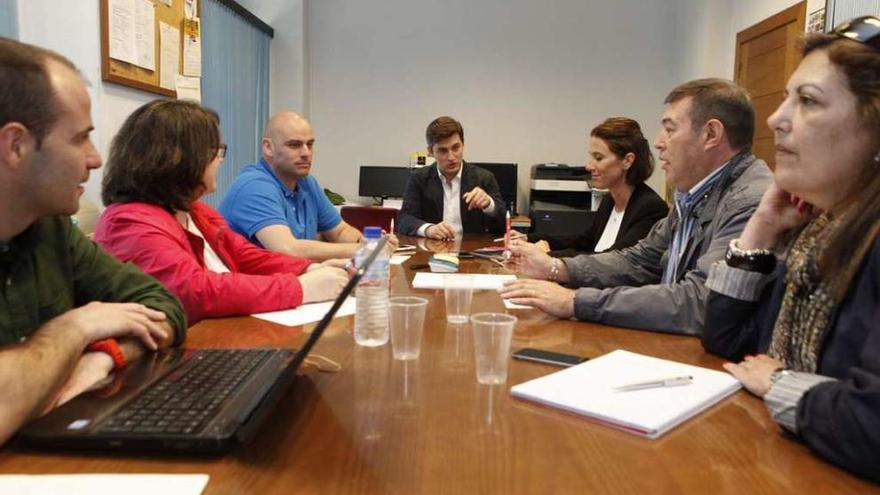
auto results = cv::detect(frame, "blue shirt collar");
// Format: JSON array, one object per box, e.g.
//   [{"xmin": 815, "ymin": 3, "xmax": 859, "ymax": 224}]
[
  {"xmin": 259, "ymin": 158, "xmax": 300, "ymax": 198},
  {"xmin": 674, "ymin": 160, "xmax": 730, "ymax": 214}
]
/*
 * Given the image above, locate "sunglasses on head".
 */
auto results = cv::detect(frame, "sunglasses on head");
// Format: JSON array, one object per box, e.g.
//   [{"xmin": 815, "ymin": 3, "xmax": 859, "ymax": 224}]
[{"xmin": 833, "ymin": 15, "xmax": 880, "ymax": 49}]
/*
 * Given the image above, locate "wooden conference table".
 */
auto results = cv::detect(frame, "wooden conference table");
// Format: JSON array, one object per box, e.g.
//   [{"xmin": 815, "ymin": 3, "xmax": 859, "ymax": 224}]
[{"xmin": 1, "ymin": 235, "xmax": 877, "ymax": 494}]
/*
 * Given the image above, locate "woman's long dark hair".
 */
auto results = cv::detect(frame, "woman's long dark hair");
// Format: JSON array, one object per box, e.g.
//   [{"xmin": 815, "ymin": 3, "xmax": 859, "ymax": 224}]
[
  {"xmin": 590, "ymin": 117, "xmax": 654, "ymax": 186},
  {"xmin": 102, "ymin": 99, "xmax": 220, "ymax": 212},
  {"xmin": 803, "ymin": 33, "xmax": 880, "ymax": 299}
]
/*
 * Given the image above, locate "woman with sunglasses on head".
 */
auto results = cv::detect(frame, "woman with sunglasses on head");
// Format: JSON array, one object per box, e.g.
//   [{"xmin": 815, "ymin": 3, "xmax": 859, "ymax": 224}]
[
  {"xmin": 528, "ymin": 117, "xmax": 668, "ymax": 257},
  {"xmin": 702, "ymin": 17, "xmax": 880, "ymax": 480},
  {"xmin": 95, "ymin": 100, "xmax": 349, "ymax": 325}
]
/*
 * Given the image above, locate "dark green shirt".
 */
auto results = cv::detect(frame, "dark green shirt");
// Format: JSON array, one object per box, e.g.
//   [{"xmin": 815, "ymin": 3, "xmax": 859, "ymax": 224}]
[{"xmin": 0, "ymin": 216, "xmax": 187, "ymax": 346}]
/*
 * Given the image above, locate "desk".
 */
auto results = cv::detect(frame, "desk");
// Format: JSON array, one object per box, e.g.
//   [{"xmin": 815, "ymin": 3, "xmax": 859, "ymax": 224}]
[{"xmin": 0, "ymin": 235, "xmax": 876, "ymax": 493}]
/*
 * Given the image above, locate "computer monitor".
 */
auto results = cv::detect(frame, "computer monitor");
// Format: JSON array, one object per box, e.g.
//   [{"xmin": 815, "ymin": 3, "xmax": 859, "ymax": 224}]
[
  {"xmin": 470, "ymin": 162, "xmax": 518, "ymax": 214},
  {"xmin": 358, "ymin": 166, "xmax": 412, "ymax": 199}
]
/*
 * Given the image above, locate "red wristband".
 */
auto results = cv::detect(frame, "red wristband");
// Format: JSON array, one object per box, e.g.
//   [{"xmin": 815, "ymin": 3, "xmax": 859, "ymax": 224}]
[{"xmin": 86, "ymin": 338, "xmax": 127, "ymax": 370}]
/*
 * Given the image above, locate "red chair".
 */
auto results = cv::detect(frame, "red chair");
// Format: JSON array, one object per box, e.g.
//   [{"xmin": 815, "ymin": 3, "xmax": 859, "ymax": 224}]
[{"xmin": 340, "ymin": 206, "xmax": 399, "ymax": 233}]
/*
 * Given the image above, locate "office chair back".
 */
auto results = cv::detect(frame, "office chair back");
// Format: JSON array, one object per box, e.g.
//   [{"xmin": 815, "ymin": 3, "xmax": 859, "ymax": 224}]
[{"xmin": 340, "ymin": 206, "xmax": 399, "ymax": 233}]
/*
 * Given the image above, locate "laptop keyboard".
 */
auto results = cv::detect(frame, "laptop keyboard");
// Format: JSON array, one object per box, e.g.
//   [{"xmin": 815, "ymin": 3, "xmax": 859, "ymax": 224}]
[{"xmin": 99, "ymin": 349, "xmax": 273, "ymax": 436}]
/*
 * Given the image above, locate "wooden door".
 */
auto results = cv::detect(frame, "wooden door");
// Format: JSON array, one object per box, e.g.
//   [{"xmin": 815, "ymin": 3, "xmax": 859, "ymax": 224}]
[{"xmin": 735, "ymin": 2, "xmax": 807, "ymax": 169}]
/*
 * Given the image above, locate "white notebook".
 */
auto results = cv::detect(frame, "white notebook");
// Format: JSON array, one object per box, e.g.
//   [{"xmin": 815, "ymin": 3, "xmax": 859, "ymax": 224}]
[
  {"xmin": 411, "ymin": 272, "xmax": 516, "ymax": 290},
  {"xmin": 510, "ymin": 350, "xmax": 741, "ymax": 439}
]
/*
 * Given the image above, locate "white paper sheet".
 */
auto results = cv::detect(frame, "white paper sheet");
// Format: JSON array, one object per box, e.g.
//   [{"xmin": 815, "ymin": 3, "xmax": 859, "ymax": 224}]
[
  {"xmin": 175, "ymin": 74, "xmax": 201, "ymax": 102},
  {"xmin": 184, "ymin": 0, "xmax": 197, "ymax": 18},
  {"xmin": 0, "ymin": 474, "xmax": 209, "ymax": 495},
  {"xmin": 134, "ymin": 0, "xmax": 155, "ymax": 71},
  {"xmin": 390, "ymin": 255, "xmax": 411, "ymax": 265},
  {"xmin": 252, "ymin": 297, "xmax": 356, "ymax": 327},
  {"xmin": 108, "ymin": 0, "xmax": 136, "ymax": 65},
  {"xmin": 411, "ymin": 273, "xmax": 516, "ymax": 290},
  {"xmin": 382, "ymin": 198, "xmax": 403, "ymax": 209},
  {"xmin": 182, "ymin": 18, "xmax": 201, "ymax": 77},
  {"xmin": 159, "ymin": 22, "xmax": 180, "ymax": 90},
  {"xmin": 503, "ymin": 298, "xmax": 532, "ymax": 309}
]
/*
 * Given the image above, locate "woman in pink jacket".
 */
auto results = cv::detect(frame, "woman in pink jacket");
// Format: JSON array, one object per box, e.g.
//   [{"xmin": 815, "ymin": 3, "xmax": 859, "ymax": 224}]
[{"xmin": 95, "ymin": 100, "xmax": 349, "ymax": 324}]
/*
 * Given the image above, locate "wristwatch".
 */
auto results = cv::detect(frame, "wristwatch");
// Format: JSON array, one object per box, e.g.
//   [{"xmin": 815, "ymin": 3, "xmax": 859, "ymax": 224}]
[
  {"xmin": 87, "ymin": 338, "xmax": 127, "ymax": 370},
  {"xmin": 770, "ymin": 368, "xmax": 791, "ymax": 385},
  {"xmin": 725, "ymin": 238, "xmax": 777, "ymax": 274}
]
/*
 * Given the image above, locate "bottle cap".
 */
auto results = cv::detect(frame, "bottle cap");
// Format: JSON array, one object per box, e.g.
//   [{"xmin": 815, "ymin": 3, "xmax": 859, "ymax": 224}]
[{"xmin": 363, "ymin": 226, "xmax": 382, "ymax": 239}]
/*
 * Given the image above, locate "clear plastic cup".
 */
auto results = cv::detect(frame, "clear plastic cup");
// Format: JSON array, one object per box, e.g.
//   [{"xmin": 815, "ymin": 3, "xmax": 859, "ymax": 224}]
[
  {"xmin": 470, "ymin": 312, "xmax": 517, "ymax": 385},
  {"xmin": 444, "ymin": 274, "xmax": 474, "ymax": 324},
  {"xmin": 388, "ymin": 296, "xmax": 429, "ymax": 360}
]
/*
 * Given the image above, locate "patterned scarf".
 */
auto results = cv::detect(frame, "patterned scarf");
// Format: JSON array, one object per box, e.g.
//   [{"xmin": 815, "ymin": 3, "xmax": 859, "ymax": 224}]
[{"xmin": 768, "ymin": 213, "xmax": 839, "ymax": 372}]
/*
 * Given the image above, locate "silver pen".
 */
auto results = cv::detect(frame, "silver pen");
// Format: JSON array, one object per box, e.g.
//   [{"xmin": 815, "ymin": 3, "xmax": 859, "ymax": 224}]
[
  {"xmin": 613, "ymin": 375, "xmax": 693, "ymax": 392},
  {"xmin": 492, "ymin": 231, "xmax": 526, "ymax": 242}
]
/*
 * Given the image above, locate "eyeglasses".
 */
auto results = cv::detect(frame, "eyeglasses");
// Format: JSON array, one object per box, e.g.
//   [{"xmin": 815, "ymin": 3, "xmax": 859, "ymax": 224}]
[
  {"xmin": 217, "ymin": 143, "xmax": 228, "ymax": 159},
  {"xmin": 833, "ymin": 15, "xmax": 880, "ymax": 50}
]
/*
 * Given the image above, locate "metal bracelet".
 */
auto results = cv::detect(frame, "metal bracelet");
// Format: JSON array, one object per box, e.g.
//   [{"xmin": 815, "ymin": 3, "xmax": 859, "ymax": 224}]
[
  {"xmin": 728, "ymin": 238, "xmax": 772, "ymax": 258},
  {"xmin": 548, "ymin": 258, "xmax": 560, "ymax": 282}
]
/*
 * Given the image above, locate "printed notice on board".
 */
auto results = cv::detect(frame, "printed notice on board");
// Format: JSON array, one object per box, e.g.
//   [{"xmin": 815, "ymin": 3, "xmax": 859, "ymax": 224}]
[
  {"xmin": 176, "ymin": 75, "xmax": 201, "ymax": 103},
  {"xmin": 184, "ymin": 0, "xmax": 197, "ymax": 18},
  {"xmin": 108, "ymin": 0, "xmax": 136, "ymax": 65},
  {"xmin": 182, "ymin": 18, "xmax": 201, "ymax": 77},
  {"xmin": 108, "ymin": 0, "xmax": 156, "ymax": 72},
  {"xmin": 134, "ymin": 0, "xmax": 155, "ymax": 71},
  {"xmin": 159, "ymin": 22, "xmax": 180, "ymax": 90}
]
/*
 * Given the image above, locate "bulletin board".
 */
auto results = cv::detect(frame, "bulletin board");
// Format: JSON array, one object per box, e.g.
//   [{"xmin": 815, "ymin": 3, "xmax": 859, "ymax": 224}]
[{"xmin": 100, "ymin": 0, "xmax": 201, "ymax": 97}]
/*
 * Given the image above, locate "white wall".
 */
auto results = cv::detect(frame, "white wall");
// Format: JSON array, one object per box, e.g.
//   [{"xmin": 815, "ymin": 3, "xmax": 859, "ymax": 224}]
[
  {"xmin": 16, "ymin": 0, "xmax": 831, "ymax": 217},
  {"xmin": 306, "ymin": 0, "xmax": 679, "ymax": 210},
  {"xmin": 235, "ymin": 0, "xmax": 307, "ymax": 115},
  {"xmin": 16, "ymin": 0, "xmax": 297, "ymax": 230},
  {"xmin": 17, "ymin": 0, "xmax": 154, "ymax": 229},
  {"xmin": 729, "ymin": 0, "xmax": 825, "ymax": 34},
  {"xmin": 672, "ymin": 0, "xmax": 735, "ymax": 83},
  {"xmin": 673, "ymin": 0, "xmax": 826, "ymax": 83}
]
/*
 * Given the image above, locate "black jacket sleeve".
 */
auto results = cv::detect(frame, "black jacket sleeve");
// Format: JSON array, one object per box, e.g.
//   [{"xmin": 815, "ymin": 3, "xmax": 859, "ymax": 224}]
[
  {"xmin": 468, "ymin": 165, "xmax": 507, "ymax": 234},
  {"xmin": 795, "ymin": 241, "xmax": 880, "ymax": 481},
  {"xmin": 397, "ymin": 166, "xmax": 433, "ymax": 236},
  {"xmin": 701, "ymin": 273, "xmax": 781, "ymax": 361}
]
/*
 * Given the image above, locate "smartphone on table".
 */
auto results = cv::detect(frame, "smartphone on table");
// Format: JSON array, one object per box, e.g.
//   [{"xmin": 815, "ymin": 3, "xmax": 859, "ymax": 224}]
[{"xmin": 512, "ymin": 348, "xmax": 589, "ymax": 367}]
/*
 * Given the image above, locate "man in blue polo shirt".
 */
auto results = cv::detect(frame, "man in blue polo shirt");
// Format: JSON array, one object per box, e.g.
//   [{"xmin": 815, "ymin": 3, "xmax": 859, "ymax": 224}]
[{"xmin": 220, "ymin": 112, "xmax": 368, "ymax": 261}]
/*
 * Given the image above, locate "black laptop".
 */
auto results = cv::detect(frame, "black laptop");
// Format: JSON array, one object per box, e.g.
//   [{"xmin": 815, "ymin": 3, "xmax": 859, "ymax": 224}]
[{"xmin": 17, "ymin": 237, "xmax": 387, "ymax": 454}]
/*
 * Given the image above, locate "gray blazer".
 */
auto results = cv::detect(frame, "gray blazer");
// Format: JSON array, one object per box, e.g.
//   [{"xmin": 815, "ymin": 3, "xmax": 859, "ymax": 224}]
[{"xmin": 561, "ymin": 151, "xmax": 773, "ymax": 336}]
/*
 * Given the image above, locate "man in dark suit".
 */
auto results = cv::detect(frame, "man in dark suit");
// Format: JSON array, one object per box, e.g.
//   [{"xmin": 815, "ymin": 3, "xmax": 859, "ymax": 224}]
[{"xmin": 398, "ymin": 116, "xmax": 506, "ymax": 239}]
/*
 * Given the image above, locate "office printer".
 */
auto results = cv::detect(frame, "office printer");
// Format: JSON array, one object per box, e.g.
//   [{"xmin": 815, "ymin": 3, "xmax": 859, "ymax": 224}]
[{"xmin": 529, "ymin": 163, "xmax": 593, "ymax": 236}]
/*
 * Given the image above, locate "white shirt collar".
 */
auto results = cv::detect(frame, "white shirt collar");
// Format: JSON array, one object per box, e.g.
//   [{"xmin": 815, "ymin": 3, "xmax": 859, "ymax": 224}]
[{"xmin": 437, "ymin": 163, "xmax": 463, "ymax": 184}]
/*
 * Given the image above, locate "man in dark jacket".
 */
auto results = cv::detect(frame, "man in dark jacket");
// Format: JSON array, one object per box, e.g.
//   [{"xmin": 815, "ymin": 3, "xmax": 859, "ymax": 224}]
[{"xmin": 397, "ymin": 116, "xmax": 506, "ymax": 239}]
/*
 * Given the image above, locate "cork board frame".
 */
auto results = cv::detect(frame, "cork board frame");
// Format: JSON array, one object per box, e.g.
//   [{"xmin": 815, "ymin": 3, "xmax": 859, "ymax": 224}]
[{"xmin": 100, "ymin": 0, "xmax": 199, "ymax": 97}]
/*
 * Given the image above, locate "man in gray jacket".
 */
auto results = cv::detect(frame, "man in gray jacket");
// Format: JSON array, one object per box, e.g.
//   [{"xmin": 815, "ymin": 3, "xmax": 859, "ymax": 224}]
[{"xmin": 500, "ymin": 78, "xmax": 772, "ymax": 335}]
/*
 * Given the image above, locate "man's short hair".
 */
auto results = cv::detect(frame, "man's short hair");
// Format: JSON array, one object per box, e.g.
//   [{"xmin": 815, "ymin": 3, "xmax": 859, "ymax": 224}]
[
  {"xmin": 0, "ymin": 37, "xmax": 78, "ymax": 147},
  {"xmin": 664, "ymin": 78, "xmax": 755, "ymax": 151},
  {"xmin": 426, "ymin": 116, "xmax": 464, "ymax": 148}
]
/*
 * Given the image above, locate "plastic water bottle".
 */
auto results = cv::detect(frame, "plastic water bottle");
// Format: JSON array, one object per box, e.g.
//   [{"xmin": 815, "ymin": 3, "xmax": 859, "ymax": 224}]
[{"xmin": 354, "ymin": 226, "xmax": 390, "ymax": 346}]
